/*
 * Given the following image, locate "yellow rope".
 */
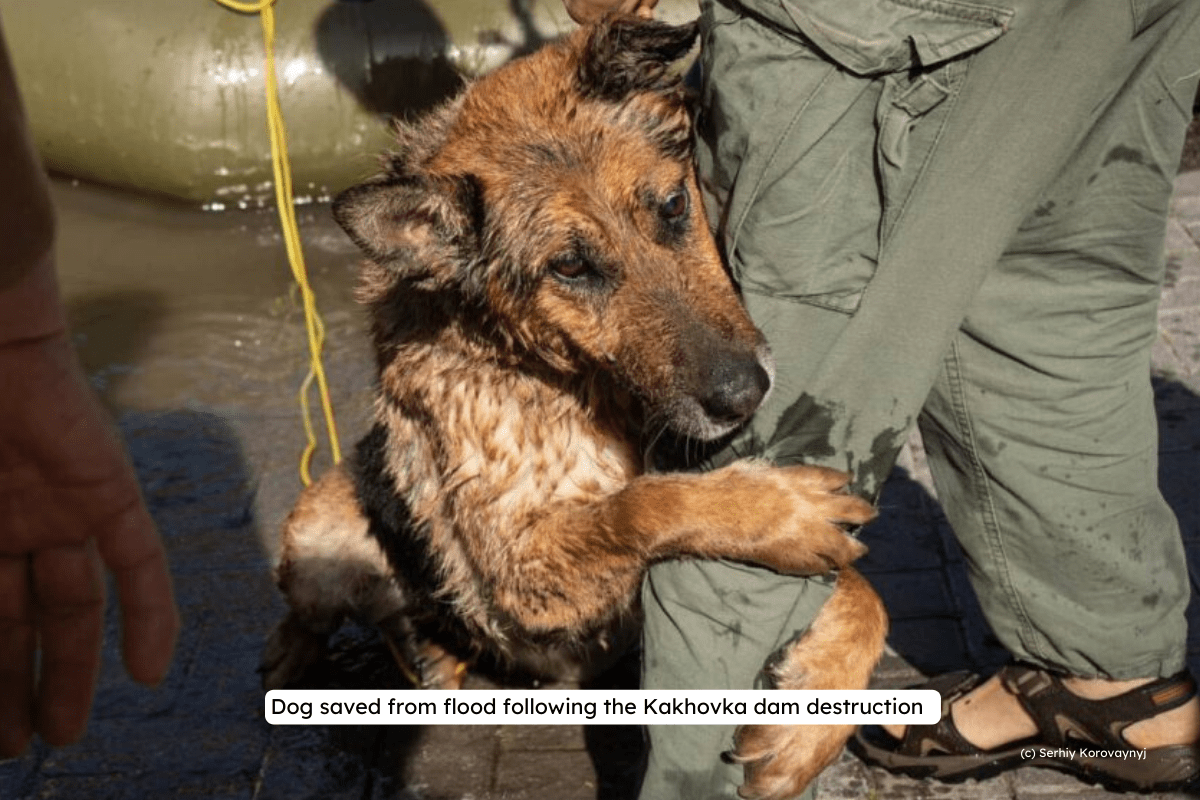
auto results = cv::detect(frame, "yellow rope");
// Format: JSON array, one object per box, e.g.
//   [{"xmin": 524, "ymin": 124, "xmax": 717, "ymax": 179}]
[{"xmin": 212, "ymin": 0, "xmax": 341, "ymax": 484}]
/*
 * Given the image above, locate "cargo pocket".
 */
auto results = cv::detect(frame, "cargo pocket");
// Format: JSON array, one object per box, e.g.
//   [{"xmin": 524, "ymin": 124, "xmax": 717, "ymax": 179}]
[{"xmin": 709, "ymin": 0, "xmax": 1012, "ymax": 313}]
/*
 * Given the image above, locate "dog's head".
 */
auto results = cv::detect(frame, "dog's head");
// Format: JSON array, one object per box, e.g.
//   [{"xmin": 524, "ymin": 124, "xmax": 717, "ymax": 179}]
[{"xmin": 335, "ymin": 16, "xmax": 773, "ymax": 440}]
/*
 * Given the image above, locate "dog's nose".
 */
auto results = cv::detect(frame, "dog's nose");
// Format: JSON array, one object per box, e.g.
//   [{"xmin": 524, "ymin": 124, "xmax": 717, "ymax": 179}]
[{"xmin": 700, "ymin": 357, "xmax": 771, "ymax": 424}]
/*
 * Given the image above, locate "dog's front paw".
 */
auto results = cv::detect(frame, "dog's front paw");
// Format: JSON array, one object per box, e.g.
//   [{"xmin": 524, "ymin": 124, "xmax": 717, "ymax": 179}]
[
  {"xmin": 780, "ymin": 465, "xmax": 876, "ymax": 528},
  {"xmin": 764, "ymin": 465, "xmax": 874, "ymax": 575},
  {"xmin": 730, "ymin": 722, "xmax": 852, "ymax": 800}
]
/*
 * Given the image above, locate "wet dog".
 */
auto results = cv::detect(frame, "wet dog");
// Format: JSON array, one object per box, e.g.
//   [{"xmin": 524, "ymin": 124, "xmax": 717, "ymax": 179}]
[{"xmin": 261, "ymin": 16, "xmax": 887, "ymax": 798}]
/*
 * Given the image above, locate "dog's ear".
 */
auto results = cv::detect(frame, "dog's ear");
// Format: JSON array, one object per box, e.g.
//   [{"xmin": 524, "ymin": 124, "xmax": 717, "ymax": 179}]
[
  {"xmin": 575, "ymin": 16, "xmax": 699, "ymax": 102},
  {"xmin": 333, "ymin": 174, "xmax": 484, "ymax": 290}
]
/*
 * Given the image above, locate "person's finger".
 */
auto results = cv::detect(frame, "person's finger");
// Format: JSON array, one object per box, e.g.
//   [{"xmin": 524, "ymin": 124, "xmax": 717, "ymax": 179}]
[
  {"xmin": 111, "ymin": 548, "xmax": 178, "ymax": 686},
  {"xmin": 93, "ymin": 489, "xmax": 178, "ymax": 686},
  {"xmin": 0, "ymin": 554, "xmax": 36, "ymax": 757},
  {"xmin": 30, "ymin": 540, "xmax": 105, "ymax": 746}
]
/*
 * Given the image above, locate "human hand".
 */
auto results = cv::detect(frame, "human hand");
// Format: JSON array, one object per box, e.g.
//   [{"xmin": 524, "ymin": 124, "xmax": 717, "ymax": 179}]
[
  {"xmin": 0, "ymin": 256, "xmax": 179, "ymax": 757},
  {"xmin": 563, "ymin": 0, "xmax": 658, "ymax": 25}
]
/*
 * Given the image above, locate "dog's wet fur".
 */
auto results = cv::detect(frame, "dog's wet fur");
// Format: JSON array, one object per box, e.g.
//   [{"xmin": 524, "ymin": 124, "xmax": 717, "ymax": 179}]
[{"xmin": 261, "ymin": 16, "xmax": 887, "ymax": 799}]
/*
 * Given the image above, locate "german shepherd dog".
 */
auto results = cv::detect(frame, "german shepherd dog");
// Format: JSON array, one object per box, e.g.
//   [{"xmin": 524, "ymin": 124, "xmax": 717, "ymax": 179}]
[{"xmin": 262, "ymin": 16, "xmax": 887, "ymax": 798}]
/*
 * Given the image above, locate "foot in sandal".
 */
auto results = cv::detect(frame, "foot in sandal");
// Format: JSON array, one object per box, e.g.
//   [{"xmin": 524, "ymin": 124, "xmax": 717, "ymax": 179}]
[{"xmin": 850, "ymin": 664, "xmax": 1200, "ymax": 791}]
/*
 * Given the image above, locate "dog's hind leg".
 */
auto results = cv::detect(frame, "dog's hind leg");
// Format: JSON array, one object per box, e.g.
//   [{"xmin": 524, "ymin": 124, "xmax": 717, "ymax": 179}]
[
  {"xmin": 374, "ymin": 611, "xmax": 470, "ymax": 690},
  {"xmin": 261, "ymin": 464, "xmax": 408, "ymax": 689},
  {"xmin": 730, "ymin": 568, "xmax": 888, "ymax": 800},
  {"xmin": 261, "ymin": 610, "xmax": 337, "ymax": 690}
]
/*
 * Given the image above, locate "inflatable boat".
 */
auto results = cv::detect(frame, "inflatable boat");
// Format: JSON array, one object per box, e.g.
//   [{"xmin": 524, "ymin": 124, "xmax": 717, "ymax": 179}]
[{"xmin": 0, "ymin": 0, "xmax": 697, "ymax": 207}]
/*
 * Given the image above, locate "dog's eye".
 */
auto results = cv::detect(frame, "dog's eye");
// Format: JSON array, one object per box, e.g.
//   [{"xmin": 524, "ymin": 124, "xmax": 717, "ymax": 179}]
[
  {"xmin": 549, "ymin": 255, "xmax": 592, "ymax": 282},
  {"xmin": 660, "ymin": 189, "xmax": 688, "ymax": 220}
]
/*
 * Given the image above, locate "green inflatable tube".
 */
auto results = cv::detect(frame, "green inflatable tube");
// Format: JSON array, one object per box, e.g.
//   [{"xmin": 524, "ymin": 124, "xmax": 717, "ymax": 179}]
[{"xmin": 0, "ymin": 0, "xmax": 697, "ymax": 208}]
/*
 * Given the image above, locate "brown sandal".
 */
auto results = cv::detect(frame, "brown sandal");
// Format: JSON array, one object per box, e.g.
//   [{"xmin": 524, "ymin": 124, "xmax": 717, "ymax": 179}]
[{"xmin": 850, "ymin": 664, "xmax": 1200, "ymax": 792}]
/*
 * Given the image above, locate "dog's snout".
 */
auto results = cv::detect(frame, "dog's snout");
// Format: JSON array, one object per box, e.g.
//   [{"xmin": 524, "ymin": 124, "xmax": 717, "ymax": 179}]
[{"xmin": 700, "ymin": 356, "xmax": 771, "ymax": 424}]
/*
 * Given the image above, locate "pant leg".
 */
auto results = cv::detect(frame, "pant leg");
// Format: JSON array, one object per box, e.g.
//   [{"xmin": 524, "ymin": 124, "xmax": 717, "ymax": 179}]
[
  {"xmin": 639, "ymin": 14, "xmax": 877, "ymax": 795},
  {"xmin": 639, "ymin": 566, "xmax": 836, "ymax": 800},
  {"xmin": 919, "ymin": 4, "xmax": 1200, "ymax": 679},
  {"xmin": 640, "ymin": 1, "xmax": 1199, "ymax": 797},
  {"xmin": 642, "ymin": 2, "xmax": 1008, "ymax": 797}
]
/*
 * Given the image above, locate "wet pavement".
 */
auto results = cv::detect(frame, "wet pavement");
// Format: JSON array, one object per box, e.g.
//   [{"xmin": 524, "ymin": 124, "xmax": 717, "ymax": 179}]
[{"xmin": 2, "ymin": 127, "xmax": 1200, "ymax": 800}]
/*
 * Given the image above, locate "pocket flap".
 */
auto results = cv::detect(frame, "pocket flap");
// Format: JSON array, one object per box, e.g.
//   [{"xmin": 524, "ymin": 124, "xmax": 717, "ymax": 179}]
[{"xmin": 744, "ymin": 0, "xmax": 1013, "ymax": 75}]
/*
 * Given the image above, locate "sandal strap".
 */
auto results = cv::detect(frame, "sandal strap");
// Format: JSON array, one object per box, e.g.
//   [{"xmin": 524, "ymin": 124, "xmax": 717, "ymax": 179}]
[
  {"xmin": 999, "ymin": 664, "xmax": 1197, "ymax": 749},
  {"xmin": 892, "ymin": 671, "xmax": 993, "ymax": 757}
]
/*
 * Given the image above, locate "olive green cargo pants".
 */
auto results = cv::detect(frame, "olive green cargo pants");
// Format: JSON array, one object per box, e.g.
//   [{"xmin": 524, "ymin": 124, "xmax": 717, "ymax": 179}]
[{"xmin": 639, "ymin": 1, "xmax": 1200, "ymax": 797}]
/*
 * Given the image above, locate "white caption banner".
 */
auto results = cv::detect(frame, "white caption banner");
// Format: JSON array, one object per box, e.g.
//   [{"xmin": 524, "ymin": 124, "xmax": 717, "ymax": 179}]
[{"xmin": 266, "ymin": 689, "xmax": 941, "ymax": 726}]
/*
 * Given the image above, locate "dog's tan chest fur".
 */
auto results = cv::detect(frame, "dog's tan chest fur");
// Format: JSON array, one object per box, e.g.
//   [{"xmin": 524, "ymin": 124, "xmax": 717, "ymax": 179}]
[
  {"xmin": 373, "ymin": 333, "xmax": 642, "ymax": 636},
  {"xmin": 381, "ymin": 340, "xmax": 639, "ymax": 510}
]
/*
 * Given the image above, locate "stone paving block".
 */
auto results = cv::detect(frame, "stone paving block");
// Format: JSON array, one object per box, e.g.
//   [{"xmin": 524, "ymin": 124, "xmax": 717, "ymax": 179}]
[
  {"xmin": 403, "ymin": 724, "xmax": 499, "ymax": 798},
  {"xmin": 867, "ymin": 769, "xmax": 1014, "ymax": 799},
  {"xmin": 1182, "ymin": 220, "xmax": 1200, "ymax": 249},
  {"xmin": 32, "ymin": 774, "xmax": 252, "ymax": 800},
  {"xmin": 814, "ymin": 751, "xmax": 874, "ymax": 799},
  {"xmin": 1009, "ymin": 766, "xmax": 1121, "ymax": 800},
  {"xmin": 1008, "ymin": 765, "xmax": 1199, "ymax": 800},
  {"xmin": 1152, "ymin": 339, "xmax": 1195, "ymax": 389},
  {"xmin": 498, "ymin": 723, "xmax": 588, "ymax": 752},
  {"xmin": 1170, "ymin": 171, "xmax": 1200, "ymax": 217},
  {"xmin": 1165, "ymin": 215, "xmax": 1200, "ymax": 259},
  {"xmin": 33, "ymin": 715, "xmax": 264, "ymax": 799},
  {"xmin": 1160, "ymin": 274, "xmax": 1200, "ymax": 319},
  {"xmin": 255, "ymin": 725, "xmax": 389, "ymax": 800},
  {"xmin": 1162, "ymin": 223, "xmax": 1200, "ymax": 307},
  {"xmin": 0, "ymin": 751, "xmax": 39, "ymax": 800},
  {"xmin": 1155, "ymin": 310, "xmax": 1200, "ymax": 387},
  {"xmin": 1160, "ymin": 267, "xmax": 1200, "ymax": 313},
  {"xmin": 493, "ymin": 749, "xmax": 599, "ymax": 800}
]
